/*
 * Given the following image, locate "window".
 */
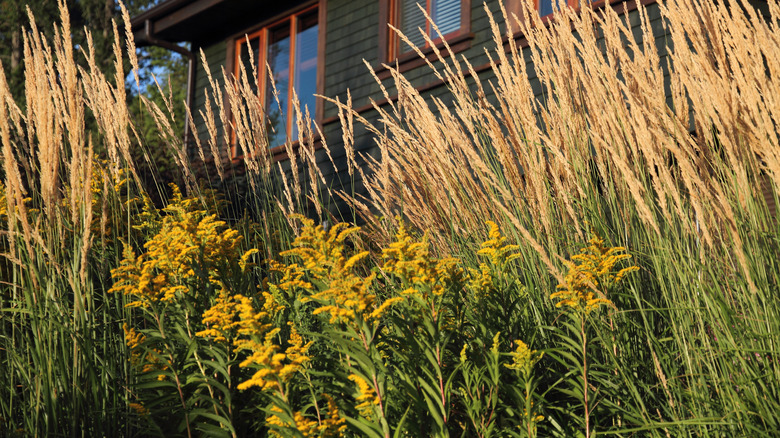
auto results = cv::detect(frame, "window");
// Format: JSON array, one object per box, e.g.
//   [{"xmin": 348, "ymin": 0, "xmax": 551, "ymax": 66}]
[
  {"xmin": 234, "ymin": 5, "xmax": 319, "ymax": 150},
  {"xmin": 382, "ymin": 0, "xmax": 471, "ymax": 62},
  {"xmin": 537, "ymin": 0, "xmax": 580, "ymax": 17},
  {"xmin": 504, "ymin": 0, "xmax": 606, "ymax": 27}
]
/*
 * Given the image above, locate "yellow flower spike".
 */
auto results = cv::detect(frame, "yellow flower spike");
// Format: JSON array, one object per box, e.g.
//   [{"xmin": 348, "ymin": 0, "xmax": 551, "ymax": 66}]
[
  {"xmin": 266, "ymin": 395, "xmax": 346, "ymax": 438},
  {"xmin": 273, "ymin": 217, "xmax": 401, "ymax": 329},
  {"xmin": 231, "ymin": 303, "xmax": 312, "ymax": 391},
  {"xmin": 128, "ymin": 402, "xmax": 149, "ymax": 417},
  {"xmin": 240, "ymin": 248, "xmax": 260, "ymax": 272},
  {"xmin": 318, "ymin": 394, "xmax": 348, "ymax": 436},
  {"xmin": 349, "ymin": 373, "xmax": 379, "ymax": 419},
  {"xmin": 469, "ymin": 264, "xmax": 494, "ymax": 300},
  {"xmin": 491, "ymin": 332, "xmax": 501, "ymax": 356},
  {"xmin": 343, "ymin": 251, "xmax": 369, "ymax": 272},
  {"xmin": 505, "ymin": 339, "xmax": 544, "ymax": 377},
  {"xmin": 368, "ymin": 297, "xmax": 404, "ymax": 320},
  {"xmin": 551, "ymin": 230, "xmax": 638, "ymax": 314},
  {"xmin": 0, "ymin": 182, "xmax": 7, "ymax": 219},
  {"xmin": 476, "ymin": 221, "xmax": 521, "ymax": 269},
  {"xmin": 382, "ymin": 222, "xmax": 463, "ymax": 303},
  {"xmin": 459, "ymin": 343, "xmax": 469, "ymax": 363},
  {"xmin": 265, "ymin": 405, "xmax": 288, "ymax": 432},
  {"xmin": 111, "ymin": 189, "xmax": 249, "ymax": 307},
  {"xmin": 128, "ymin": 343, "xmax": 170, "ymax": 377},
  {"xmin": 123, "ymin": 323, "xmax": 145, "ymax": 350},
  {"xmin": 280, "ymin": 323, "xmax": 313, "ymax": 379},
  {"xmin": 197, "ymin": 289, "xmax": 242, "ymax": 343},
  {"xmin": 238, "ymin": 342, "xmax": 283, "ymax": 391}
]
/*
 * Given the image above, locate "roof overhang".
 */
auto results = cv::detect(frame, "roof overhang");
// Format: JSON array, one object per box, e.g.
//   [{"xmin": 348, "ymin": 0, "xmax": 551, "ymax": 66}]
[{"xmin": 130, "ymin": 0, "xmax": 309, "ymax": 47}]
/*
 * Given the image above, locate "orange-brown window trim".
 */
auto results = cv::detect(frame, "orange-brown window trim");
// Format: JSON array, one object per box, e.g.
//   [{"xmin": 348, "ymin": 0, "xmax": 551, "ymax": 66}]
[
  {"xmin": 227, "ymin": 1, "xmax": 324, "ymax": 159},
  {"xmin": 504, "ymin": 0, "xmax": 615, "ymax": 29},
  {"xmin": 378, "ymin": 0, "xmax": 472, "ymax": 75}
]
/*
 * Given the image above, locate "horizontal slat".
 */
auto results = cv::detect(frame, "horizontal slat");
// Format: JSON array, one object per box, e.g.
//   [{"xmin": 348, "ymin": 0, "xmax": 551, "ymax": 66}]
[
  {"xmin": 402, "ymin": 0, "xmax": 428, "ymax": 46},
  {"xmin": 433, "ymin": 0, "xmax": 460, "ymax": 34}
]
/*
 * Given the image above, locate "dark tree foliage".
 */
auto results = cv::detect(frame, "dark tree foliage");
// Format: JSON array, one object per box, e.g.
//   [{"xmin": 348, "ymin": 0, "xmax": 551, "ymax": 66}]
[
  {"xmin": 127, "ymin": 44, "xmax": 188, "ymax": 205},
  {"xmin": 0, "ymin": 0, "xmax": 130, "ymax": 104},
  {"xmin": 0, "ymin": 0, "xmax": 190, "ymax": 202},
  {"xmin": 124, "ymin": 0, "xmax": 189, "ymax": 205}
]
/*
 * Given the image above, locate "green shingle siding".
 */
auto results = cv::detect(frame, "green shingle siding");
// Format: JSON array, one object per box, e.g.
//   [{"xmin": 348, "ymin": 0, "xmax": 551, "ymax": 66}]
[
  {"xmin": 193, "ymin": 42, "xmax": 228, "ymax": 146},
  {"xmin": 187, "ymin": 0, "xmax": 672, "ymax": 214}
]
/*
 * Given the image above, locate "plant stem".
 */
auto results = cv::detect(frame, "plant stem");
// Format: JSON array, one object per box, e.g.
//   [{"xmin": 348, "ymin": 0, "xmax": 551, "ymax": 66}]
[
  {"xmin": 437, "ymin": 343, "xmax": 448, "ymax": 424},
  {"xmin": 582, "ymin": 316, "xmax": 590, "ymax": 438},
  {"xmin": 172, "ymin": 365, "xmax": 193, "ymax": 438},
  {"xmin": 371, "ymin": 372, "xmax": 390, "ymax": 438},
  {"xmin": 526, "ymin": 379, "xmax": 533, "ymax": 438}
]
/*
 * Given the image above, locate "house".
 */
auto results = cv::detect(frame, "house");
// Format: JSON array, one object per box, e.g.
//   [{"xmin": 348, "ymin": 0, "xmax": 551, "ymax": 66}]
[{"xmin": 130, "ymin": 0, "xmax": 773, "ymax": 219}]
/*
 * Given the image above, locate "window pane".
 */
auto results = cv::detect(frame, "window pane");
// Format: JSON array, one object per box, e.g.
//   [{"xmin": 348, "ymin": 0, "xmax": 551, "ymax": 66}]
[
  {"xmin": 238, "ymin": 37, "xmax": 260, "ymax": 94},
  {"xmin": 432, "ymin": 0, "xmax": 460, "ymax": 35},
  {"xmin": 402, "ymin": 0, "xmax": 427, "ymax": 47},
  {"xmin": 539, "ymin": 0, "xmax": 568, "ymax": 16},
  {"xmin": 266, "ymin": 25, "xmax": 290, "ymax": 148},
  {"xmin": 539, "ymin": 0, "xmax": 553, "ymax": 16},
  {"xmin": 293, "ymin": 12, "xmax": 318, "ymax": 142}
]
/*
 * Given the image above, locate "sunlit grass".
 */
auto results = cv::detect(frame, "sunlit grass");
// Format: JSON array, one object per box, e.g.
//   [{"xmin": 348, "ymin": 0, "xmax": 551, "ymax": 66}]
[{"xmin": 1, "ymin": 0, "xmax": 778, "ymax": 436}]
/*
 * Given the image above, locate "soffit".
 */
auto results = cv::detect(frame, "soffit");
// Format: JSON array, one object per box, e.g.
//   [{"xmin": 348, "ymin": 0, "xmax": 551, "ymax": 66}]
[{"xmin": 131, "ymin": 0, "xmax": 311, "ymax": 46}]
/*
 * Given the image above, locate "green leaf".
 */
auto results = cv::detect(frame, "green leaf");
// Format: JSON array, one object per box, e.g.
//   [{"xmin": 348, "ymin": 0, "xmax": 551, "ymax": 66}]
[
  {"xmin": 393, "ymin": 405, "xmax": 413, "ymax": 438},
  {"xmin": 417, "ymin": 377, "xmax": 445, "ymax": 426},
  {"xmin": 344, "ymin": 416, "xmax": 385, "ymax": 438}
]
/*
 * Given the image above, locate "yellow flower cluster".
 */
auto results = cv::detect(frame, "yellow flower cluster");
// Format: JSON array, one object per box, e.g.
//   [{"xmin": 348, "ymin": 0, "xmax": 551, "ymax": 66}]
[
  {"xmin": 274, "ymin": 215, "xmax": 401, "ymax": 326},
  {"xmin": 348, "ymin": 373, "xmax": 379, "ymax": 419},
  {"xmin": 505, "ymin": 339, "xmax": 544, "ymax": 377},
  {"xmin": 123, "ymin": 323, "xmax": 145, "ymax": 350},
  {"xmin": 382, "ymin": 223, "xmax": 463, "ymax": 299},
  {"xmin": 469, "ymin": 264, "xmax": 494, "ymax": 295},
  {"xmin": 196, "ymin": 289, "xmax": 243, "ymax": 343},
  {"xmin": 236, "ymin": 322, "xmax": 313, "ymax": 392},
  {"xmin": 459, "ymin": 343, "xmax": 469, "ymax": 363},
  {"xmin": 0, "ymin": 182, "xmax": 6, "ymax": 219},
  {"xmin": 122, "ymin": 323, "xmax": 168, "ymax": 379},
  {"xmin": 477, "ymin": 221, "xmax": 522, "ymax": 269},
  {"xmin": 266, "ymin": 395, "xmax": 346, "ymax": 437},
  {"xmin": 109, "ymin": 188, "xmax": 250, "ymax": 307},
  {"xmin": 468, "ymin": 221, "xmax": 523, "ymax": 299},
  {"xmin": 131, "ymin": 194, "xmax": 162, "ymax": 236},
  {"xmin": 519, "ymin": 402, "xmax": 545, "ymax": 426},
  {"xmin": 491, "ymin": 331, "xmax": 501, "ymax": 356},
  {"xmin": 128, "ymin": 402, "xmax": 149, "ymax": 417},
  {"xmin": 196, "ymin": 287, "xmax": 310, "ymax": 392},
  {"xmin": 551, "ymin": 231, "xmax": 639, "ymax": 313}
]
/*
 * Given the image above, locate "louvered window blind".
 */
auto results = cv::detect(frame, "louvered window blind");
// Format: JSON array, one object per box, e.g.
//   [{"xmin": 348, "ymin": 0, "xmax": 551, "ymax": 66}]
[{"xmin": 400, "ymin": 0, "xmax": 461, "ymax": 48}]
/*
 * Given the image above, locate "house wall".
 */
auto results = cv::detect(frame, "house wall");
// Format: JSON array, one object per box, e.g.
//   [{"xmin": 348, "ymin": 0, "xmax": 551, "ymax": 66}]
[
  {"xmin": 188, "ymin": 0, "xmax": 671, "ymax": 220},
  {"xmin": 317, "ymin": 0, "xmax": 671, "ymax": 220},
  {"xmin": 193, "ymin": 42, "xmax": 228, "ymax": 146}
]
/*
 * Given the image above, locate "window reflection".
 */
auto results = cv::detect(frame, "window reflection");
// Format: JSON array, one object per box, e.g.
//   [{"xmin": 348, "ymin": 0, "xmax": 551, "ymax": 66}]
[{"xmin": 234, "ymin": 7, "xmax": 319, "ymax": 152}]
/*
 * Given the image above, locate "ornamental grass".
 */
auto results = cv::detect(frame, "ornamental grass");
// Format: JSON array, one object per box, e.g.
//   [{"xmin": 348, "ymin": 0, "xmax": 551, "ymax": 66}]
[{"xmin": 1, "ymin": 0, "xmax": 779, "ymax": 436}]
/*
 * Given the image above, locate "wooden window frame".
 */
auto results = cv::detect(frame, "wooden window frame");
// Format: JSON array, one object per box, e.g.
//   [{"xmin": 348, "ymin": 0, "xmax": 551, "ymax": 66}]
[
  {"xmin": 227, "ymin": 1, "xmax": 326, "ymax": 159},
  {"xmin": 504, "ymin": 0, "xmax": 614, "ymax": 30},
  {"xmin": 537, "ymin": 0, "xmax": 580, "ymax": 18},
  {"xmin": 377, "ymin": 0, "xmax": 472, "ymax": 76}
]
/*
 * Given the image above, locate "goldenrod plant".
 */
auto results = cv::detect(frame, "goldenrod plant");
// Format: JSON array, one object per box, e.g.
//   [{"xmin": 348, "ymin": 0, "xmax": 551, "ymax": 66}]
[
  {"xmin": 505, "ymin": 339, "xmax": 544, "ymax": 438},
  {"xmin": 111, "ymin": 187, "xmax": 256, "ymax": 436},
  {"xmin": 549, "ymin": 230, "xmax": 638, "ymax": 438}
]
